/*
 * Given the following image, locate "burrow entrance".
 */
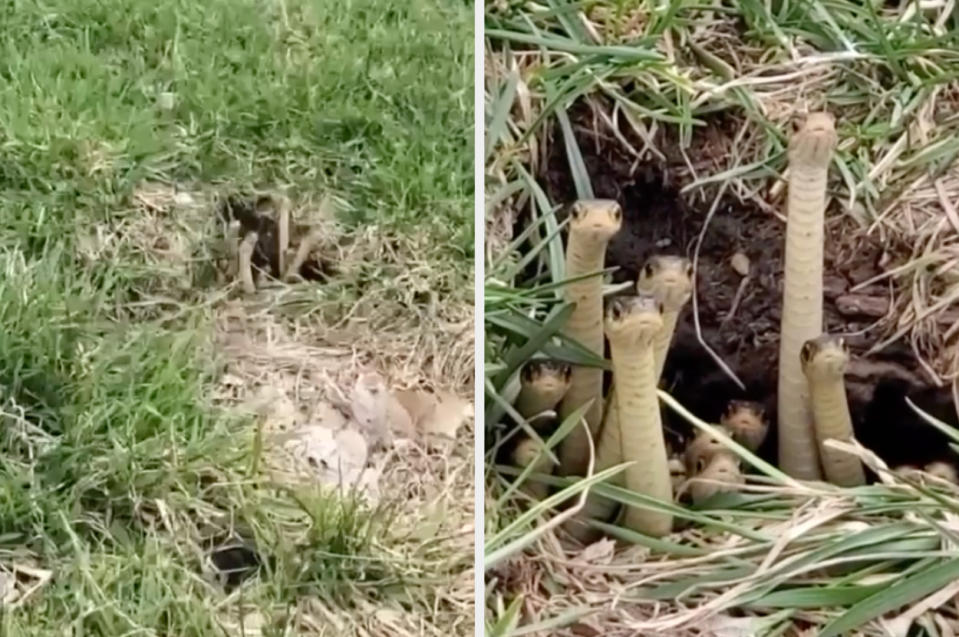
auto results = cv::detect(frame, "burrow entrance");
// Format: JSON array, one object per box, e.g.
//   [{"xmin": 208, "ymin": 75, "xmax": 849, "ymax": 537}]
[{"xmin": 532, "ymin": 117, "xmax": 958, "ymax": 472}]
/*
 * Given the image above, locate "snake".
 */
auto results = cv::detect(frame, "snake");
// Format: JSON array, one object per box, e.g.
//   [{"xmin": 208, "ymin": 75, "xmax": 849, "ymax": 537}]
[
  {"xmin": 689, "ymin": 451, "xmax": 744, "ymax": 505},
  {"xmin": 720, "ymin": 400, "xmax": 769, "ymax": 453},
  {"xmin": 924, "ymin": 461, "xmax": 958, "ymax": 484},
  {"xmin": 604, "ymin": 293, "xmax": 673, "ymax": 536},
  {"xmin": 557, "ymin": 199, "xmax": 623, "ymax": 478},
  {"xmin": 514, "ymin": 359, "xmax": 573, "ymax": 423},
  {"xmin": 777, "ymin": 111, "xmax": 837, "ymax": 480},
  {"xmin": 565, "ymin": 259, "xmax": 692, "ymax": 540},
  {"xmin": 509, "ymin": 360, "xmax": 572, "ymax": 502},
  {"xmin": 800, "ymin": 334, "xmax": 865, "ymax": 487},
  {"xmin": 511, "ymin": 435, "xmax": 555, "ymax": 500},
  {"xmin": 636, "ymin": 255, "xmax": 694, "ymax": 381}
]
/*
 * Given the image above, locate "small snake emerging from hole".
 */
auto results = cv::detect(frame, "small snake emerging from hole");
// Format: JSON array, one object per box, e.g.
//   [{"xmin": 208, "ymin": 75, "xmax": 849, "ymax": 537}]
[
  {"xmin": 565, "ymin": 259, "xmax": 691, "ymax": 541},
  {"xmin": 720, "ymin": 400, "xmax": 769, "ymax": 453},
  {"xmin": 690, "ymin": 451, "xmax": 744, "ymax": 505},
  {"xmin": 604, "ymin": 294, "xmax": 673, "ymax": 536},
  {"xmin": 514, "ymin": 359, "xmax": 572, "ymax": 423},
  {"xmin": 557, "ymin": 200, "xmax": 622, "ymax": 478},
  {"xmin": 800, "ymin": 335, "xmax": 865, "ymax": 487},
  {"xmin": 509, "ymin": 360, "xmax": 572, "ymax": 501},
  {"xmin": 778, "ymin": 112, "xmax": 837, "ymax": 480}
]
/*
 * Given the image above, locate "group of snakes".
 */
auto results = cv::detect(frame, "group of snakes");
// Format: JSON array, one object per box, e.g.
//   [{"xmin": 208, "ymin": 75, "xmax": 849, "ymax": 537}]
[{"xmin": 506, "ymin": 112, "xmax": 956, "ymax": 541}]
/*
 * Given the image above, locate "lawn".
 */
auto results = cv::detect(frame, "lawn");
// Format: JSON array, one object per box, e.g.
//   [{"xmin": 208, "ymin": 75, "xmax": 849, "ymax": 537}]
[
  {"xmin": 485, "ymin": 1, "xmax": 959, "ymax": 635},
  {"xmin": 0, "ymin": 0, "xmax": 473, "ymax": 634}
]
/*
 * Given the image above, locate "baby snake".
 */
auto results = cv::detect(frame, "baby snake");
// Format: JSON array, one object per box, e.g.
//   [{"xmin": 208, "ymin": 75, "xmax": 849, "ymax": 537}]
[
  {"xmin": 557, "ymin": 200, "xmax": 622, "ymax": 477},
  {"xmin": 777, "ymin": 112, "xmax": 837, "ymax": 480},
  {"xmin": 565, "ymin": 257, "xmax": 691, "ymax": 540},
  {"xmin": 604, "ymin": 293, "xmax": 673, "ymax": 536},
  {"xmin": 800, "ymin": 335, "xmax": 865, "ymax": 487},
  {"xmin": 510, "ymin": 360, "xmax": 572, "ymax": 500}
]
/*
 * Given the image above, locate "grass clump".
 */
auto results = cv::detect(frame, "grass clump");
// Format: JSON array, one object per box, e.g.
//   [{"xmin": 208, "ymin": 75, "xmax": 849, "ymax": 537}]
[
  {"xmin": 485, "ymin": 1, "xmax": 959, "ymax": 634},
  {"xmin": 0, "ymin": 0, "xmax": 473, "ymax": 634}
]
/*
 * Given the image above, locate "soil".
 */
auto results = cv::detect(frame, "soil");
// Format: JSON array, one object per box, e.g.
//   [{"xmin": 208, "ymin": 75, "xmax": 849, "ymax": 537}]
[{"xmin": 535, "ymin": 120, "xmax": 959, "ymax": 472}]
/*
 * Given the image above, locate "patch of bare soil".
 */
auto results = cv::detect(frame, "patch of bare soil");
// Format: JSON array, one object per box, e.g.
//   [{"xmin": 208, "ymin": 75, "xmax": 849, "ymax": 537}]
[{"xmin": 540, "ymin": 120, "xmax": 958, "ymax": 472}]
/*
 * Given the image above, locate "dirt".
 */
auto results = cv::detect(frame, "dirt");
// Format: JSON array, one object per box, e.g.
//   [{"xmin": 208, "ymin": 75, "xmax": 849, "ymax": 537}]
[{"xmin": 537, "ymin": 120, "xmax": 958, "ymax": 471}]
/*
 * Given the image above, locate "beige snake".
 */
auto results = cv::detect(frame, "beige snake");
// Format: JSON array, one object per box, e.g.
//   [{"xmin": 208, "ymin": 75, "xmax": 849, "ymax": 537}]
[
  {"xmin": 720, "ymin": 400, "xmax": 768, "ymax": 453},
  {"xmin": 800, "ymin": 334, "xmax": 865, "ymax": 487},
  {"xmin": 511, "ymin": 436, "xmax": 555, "ymax": 500},
  {"xmin": 690, "ymin": 451, "xmax": 744, "ymax": 505},
  {"xmin": 510, "ymin": 360, "xmax": 572, "ymax": 500},
  {"xmin": 605, "ymin": 294, "xmax": 673, "ymax": 536},
  {"xmin": 564, "ymin": 258, "xmax": 691, "ymax": 540},
  {"xmin": 777, "ymin": 112, "xmax": 837, "ymax": 480},
  {"xmin": 558, "ymin": 200, "xmax": 622, "ymax": 477},
  {"xmin": 514, "ymin": 359, "xmax": 572, "ymax": 423}
]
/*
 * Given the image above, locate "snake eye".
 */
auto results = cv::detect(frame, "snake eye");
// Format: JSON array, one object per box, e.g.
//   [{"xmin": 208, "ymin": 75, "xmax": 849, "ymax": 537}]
[
  {"xmin": 800, "ymin": 343, "xmax": 812, "ymax": 363},
  {"xmin": 611, "ymin": 206, "xmax": 622, "ymax": 222},
  {"xmin": 685, "ymin": 263, "xmax": 694, "ymax": 278},
  {"xmin": 570, "ymin": 204, "xmax": 582, "ymax": 220},
  {"xmin": 643, "ymin": 262, "xmax": 655, "ymax": 279},
  {"xmin": 695, "ymin": 458, "xmax": 706, "ymax": 474},
  {"xmin": 657, "ymin": 301, "xmax": 665, "ymax": 314}
]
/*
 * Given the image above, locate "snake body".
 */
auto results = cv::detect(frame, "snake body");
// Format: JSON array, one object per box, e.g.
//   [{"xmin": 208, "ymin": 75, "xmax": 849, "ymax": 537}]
[
  {"xmin": 605, "ymin": 294, "xmax": 673, "ymax": 536},
  {"xmin": 565, "ymin": 259, "xmax": 691, "ymax": 540},
  {"xmin": 515, "ymin": 359, "xmax": 573, "ymax": 423},
  {"xmin": 509, "ymin": 360, "xmax": 572, "ymax": 502},
  {"xmin": 512, "ymin": 436, "xmax": 555, "ymax": 500},
  {"xmin": 800, "ymin": 334, "xmax": 865, "ymax": 487},
  {"xmin": 558, "ymin": 200, "xmax": 622, "ymax": 477},
  {"xmin": 777, "ymin": 112, "xmax": 836, "ymax": 480},
  {"xmin": 925, "ymin": 461, "xmax": 959, "ymax": 484}
]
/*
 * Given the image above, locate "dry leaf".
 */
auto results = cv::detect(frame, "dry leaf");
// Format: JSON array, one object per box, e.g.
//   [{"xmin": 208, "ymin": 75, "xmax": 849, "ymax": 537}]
[
  {"xmin": 418, "ymin": 390, "xmax": 471, "ymax": 441},
  {"xmin": 386, "ymin": 392, "xmax": 417, "ymax": 440},
  {"xmin": 393, "ymin": 388, "xmax": 437, "ymax": 426},
  {"xmin": 577, "ymin": 538, "xmax": 616, "ymax": 566}
]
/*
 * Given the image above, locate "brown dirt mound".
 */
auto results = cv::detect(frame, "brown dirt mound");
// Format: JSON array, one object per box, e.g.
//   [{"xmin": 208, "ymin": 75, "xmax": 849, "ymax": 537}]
[{"xmin": 538, "ymin": 120, "xmax": 958, "ymax": 471}]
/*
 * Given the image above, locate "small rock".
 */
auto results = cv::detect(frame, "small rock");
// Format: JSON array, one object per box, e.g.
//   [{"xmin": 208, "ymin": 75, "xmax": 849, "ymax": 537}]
[{"xmin": 730, "ymin": 252, "xmax": 750, "ymax": 277}]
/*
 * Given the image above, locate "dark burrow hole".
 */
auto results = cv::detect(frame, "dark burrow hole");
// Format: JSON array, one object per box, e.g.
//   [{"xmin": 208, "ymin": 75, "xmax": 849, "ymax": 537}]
[
  {"xmin": 207, "ymin": 535, "xmax": 271, "ymax": 592},
  {"xmin": 512, "ymin": 118, "xmax": 959, "ymax": 476},
  {"xmin": 217, "ymin": 193, "xmax": 335, "ymax": 283}
]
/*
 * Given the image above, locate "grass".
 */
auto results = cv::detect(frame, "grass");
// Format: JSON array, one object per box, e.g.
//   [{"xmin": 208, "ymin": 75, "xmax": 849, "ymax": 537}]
[
  {"xmin": 0, "ymin": 0, "xmax": 473, "ymax": 634},
  {"xmin": 485, "ymin": 0, "xmax": 959, "ymax": 634}
]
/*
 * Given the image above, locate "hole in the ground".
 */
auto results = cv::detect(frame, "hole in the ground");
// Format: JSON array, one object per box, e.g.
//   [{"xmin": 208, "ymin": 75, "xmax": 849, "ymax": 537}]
[
  {"xmin": 530, "ymin": 116, "xmax": 958, "ymax": 475},
  {"xmin": 217, "ymin": 193, "xmax": 335, "ymax": 283}
]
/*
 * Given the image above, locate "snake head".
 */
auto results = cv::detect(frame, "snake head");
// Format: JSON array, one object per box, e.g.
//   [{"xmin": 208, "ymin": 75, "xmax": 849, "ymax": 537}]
[
  {"xmin": 788, "ymin": 111, "xmax": 837, "ymax": 168},
  {"xmin": 800, "ymin": 334, "xmax": 849, "ymax": 379},
  {"xmin": 569, "ymin": 199, "xmax": 623, "ymax": 242},
  {"xmin": 690, "ymin": 451, "xmax": 744, "ymax": 504},
  {"xmin": 721, "ymin": 400, "xmax": 769, "ymax": 452},
  {"xmin": 520, "ymin": 359, "xmax": 572, "ymax": 393},
  {"xmin": 604, "ymin": 293, "xmax": 663, "ymax": 343},
  {"xmin": 636, "ymin": 255, "xmax": 694, "ymax": 311},
  {"xmin": 684, "ymin": 428, "xmax": 732, "ymax": 475}
]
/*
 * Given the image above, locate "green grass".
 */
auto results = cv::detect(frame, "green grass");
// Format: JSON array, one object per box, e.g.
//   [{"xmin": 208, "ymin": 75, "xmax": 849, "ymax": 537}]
[
  {"xmin": 485, "ymin": 0, "xmax": 959, "ymax": 634},
  {"xmin": 0, "ymin": 0, "xmax": 472, "ymax": 634}
]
